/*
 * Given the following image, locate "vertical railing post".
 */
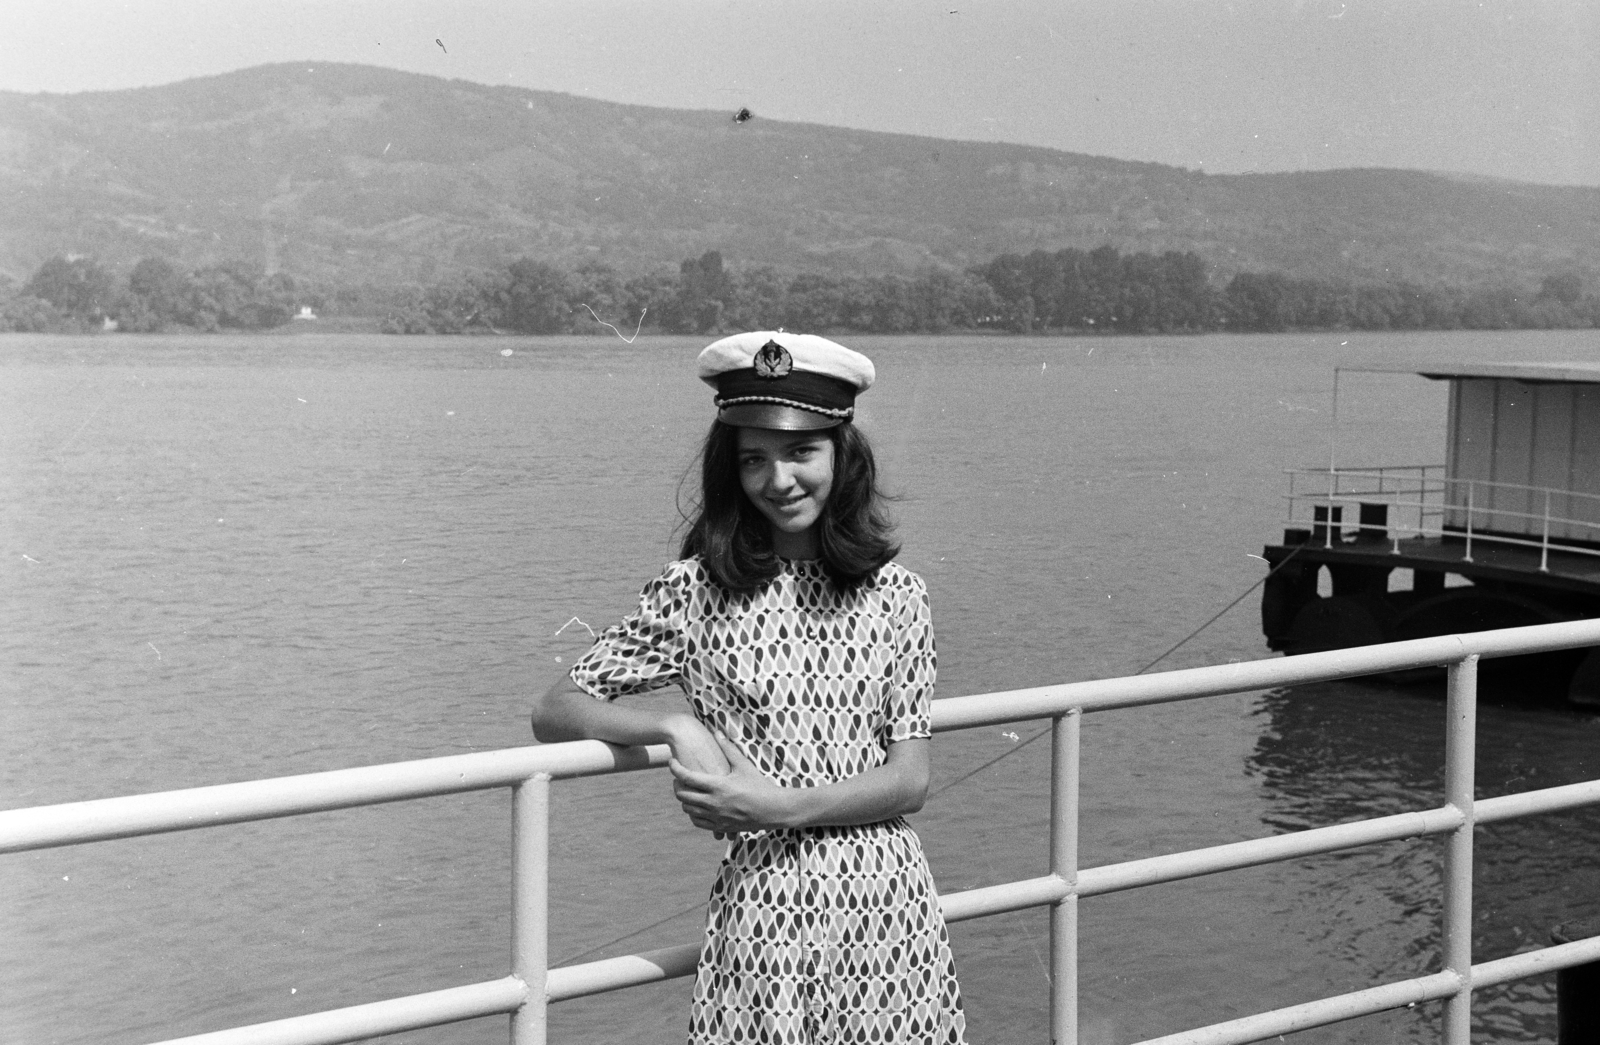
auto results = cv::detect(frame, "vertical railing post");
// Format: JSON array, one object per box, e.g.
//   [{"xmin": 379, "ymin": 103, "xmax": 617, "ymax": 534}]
[
  {"xmin": 1049, "ymin": 709, "xmax": 1081, "ymax": 1045},
  {"xmin": 511, "ymin": 774, "xmax": 551, "ymax": 1045},
  {"xmin": 1464, "ymin": 481, "xmax": 1475, "ymax": 563},
  {"xmin": 1442, "ymin": 656, "xmax": 1478, "ymax": 1045},
  {"xmin": 1325, "ymin": 469, "xmax": 1336, "ymax": 548},
  {"xmin": 1541, "ymin": 489, "xmax": 1552, "ymax": 573}
]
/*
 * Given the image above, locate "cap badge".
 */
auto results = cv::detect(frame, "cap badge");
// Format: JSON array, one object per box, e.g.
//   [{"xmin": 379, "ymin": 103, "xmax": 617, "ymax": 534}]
[{"xmin": 753, "ymin": 340, "xmax": 793, "ymax": 380}]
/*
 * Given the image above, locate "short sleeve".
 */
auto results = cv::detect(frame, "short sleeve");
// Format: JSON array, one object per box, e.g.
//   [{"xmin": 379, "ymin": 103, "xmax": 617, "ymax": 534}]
[
  {"xmin": 568, "ymin": 565, "xmax": 690, "ymax": 701},
  {"xmin": 884, "ymin": 570, "xmax": 936, "ymax": 742}
]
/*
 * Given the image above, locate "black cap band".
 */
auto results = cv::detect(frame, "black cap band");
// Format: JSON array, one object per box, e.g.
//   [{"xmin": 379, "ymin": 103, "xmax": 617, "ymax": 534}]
[{"xmin": 713, "ymin": 368, "xmax": 858, "ymax": 414}]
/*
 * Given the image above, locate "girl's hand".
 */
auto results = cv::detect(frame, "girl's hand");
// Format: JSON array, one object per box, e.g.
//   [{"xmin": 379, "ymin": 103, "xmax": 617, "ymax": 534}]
[
  {"xmin": 662, "ymin": 714, "xmax": 731, "ymax": 776},
  {"xmin": 670, "ymin": 733, "xmax": 793, "ymax": 834}
]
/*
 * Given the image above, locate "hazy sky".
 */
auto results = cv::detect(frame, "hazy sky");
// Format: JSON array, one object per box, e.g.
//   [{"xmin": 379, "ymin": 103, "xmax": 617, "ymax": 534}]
[{"xmin": 7, "ymin": 0, "xmax": 1597, "ymax": 185}]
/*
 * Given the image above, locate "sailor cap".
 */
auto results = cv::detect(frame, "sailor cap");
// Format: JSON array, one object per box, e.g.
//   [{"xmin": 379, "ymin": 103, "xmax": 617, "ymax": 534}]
[{"xmin": 696, "ymin": 331, "xmax": 875, "ymax": 430}]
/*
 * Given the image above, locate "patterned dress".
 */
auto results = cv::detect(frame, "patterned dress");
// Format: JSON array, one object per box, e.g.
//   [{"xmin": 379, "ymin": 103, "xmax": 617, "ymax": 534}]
[{"xmin": 569, "ymin": 556, "xmax": 967, "ymax": 1045}]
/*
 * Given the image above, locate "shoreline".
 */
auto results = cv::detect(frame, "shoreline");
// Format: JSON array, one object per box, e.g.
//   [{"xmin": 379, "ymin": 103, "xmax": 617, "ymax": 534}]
[{"xmin": 3, "ymin": 320, "xmax": 1595, "ymax": 340}]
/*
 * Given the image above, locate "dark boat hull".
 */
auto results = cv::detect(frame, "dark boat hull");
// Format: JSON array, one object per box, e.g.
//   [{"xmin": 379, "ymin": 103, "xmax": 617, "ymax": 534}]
[{"xmin": 1261, "ymin": 530, "xmax": 1600, "ymax": 706}]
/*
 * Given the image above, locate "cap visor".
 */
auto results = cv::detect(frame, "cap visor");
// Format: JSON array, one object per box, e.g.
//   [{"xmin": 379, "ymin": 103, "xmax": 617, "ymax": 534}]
[{"xmin": 718, "ymin": 403, "xmax": 842, "ymax": 431}]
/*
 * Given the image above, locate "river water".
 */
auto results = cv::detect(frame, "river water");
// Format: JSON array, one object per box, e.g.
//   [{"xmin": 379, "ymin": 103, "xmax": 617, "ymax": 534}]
[{"xmin": 3, "ymin": 330, "xmax": 1598, "ymax": 1045}]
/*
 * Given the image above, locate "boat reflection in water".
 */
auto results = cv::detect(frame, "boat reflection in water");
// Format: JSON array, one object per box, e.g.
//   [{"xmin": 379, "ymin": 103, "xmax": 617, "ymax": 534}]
[{"xmin": 1246, "ymin": 677, "xmax": 1600, "ymax": 1041}]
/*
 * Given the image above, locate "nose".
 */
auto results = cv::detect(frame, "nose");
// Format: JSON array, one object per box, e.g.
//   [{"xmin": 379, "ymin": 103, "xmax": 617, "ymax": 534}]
[{"xmin": 767, "ymin": 461, "xmax": 798, "ymax": 493}]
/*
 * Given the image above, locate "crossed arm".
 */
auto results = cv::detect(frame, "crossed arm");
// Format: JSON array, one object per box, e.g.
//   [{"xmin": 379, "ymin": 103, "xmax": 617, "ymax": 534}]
[
  {"xmin": 531, "ymin": 677, "xmax": 732, "ymax": 774},
  {"xmin": 531, "ymin": 677, "xmax": 930, "ymax": 833}
]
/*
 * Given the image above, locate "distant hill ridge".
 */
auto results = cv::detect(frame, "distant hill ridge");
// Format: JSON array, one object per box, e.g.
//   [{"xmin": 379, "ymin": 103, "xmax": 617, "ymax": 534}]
[{"xmin": 0, "ymin": 62, "xmax": 1595, "ymax": 291}]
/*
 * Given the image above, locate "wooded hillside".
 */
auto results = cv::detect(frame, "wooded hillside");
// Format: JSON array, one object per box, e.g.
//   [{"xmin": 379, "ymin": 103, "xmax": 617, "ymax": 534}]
[{"xmin": 2, "ymin": 63, "xmax": 1596, "ymax": 296}]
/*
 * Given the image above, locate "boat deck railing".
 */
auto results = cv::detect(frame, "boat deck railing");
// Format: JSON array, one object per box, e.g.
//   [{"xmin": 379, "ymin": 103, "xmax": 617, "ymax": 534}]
[
  {"xmin": 1285, "ymin": 464, "xmax": 1600, "ymax": 570},
  {"xmin": 6, "ymin": 623, "xmax": 1600, "ymax": 1045}
]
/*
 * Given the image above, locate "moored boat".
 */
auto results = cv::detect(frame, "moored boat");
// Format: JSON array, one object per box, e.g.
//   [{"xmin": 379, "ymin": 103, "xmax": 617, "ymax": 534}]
[{"xmin": 1261, "ymin": 361, "xmax": 1600, "ymax": 705}]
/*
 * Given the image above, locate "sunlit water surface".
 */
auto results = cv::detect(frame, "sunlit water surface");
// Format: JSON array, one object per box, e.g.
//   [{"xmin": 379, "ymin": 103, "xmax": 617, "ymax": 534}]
[{"xmin": 3, "ymin": 330, "xmax": 1598, "ymax": 1044}]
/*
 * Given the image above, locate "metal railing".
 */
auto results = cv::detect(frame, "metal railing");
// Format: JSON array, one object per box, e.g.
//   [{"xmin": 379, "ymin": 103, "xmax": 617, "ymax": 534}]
[
  {"xmin": 1285, "ymin": 465, "xmax": 1600, "ymax": 570},
  {"xmin": 6, "ymin": 622, "xmax": 1600, "ymax": 1045}
]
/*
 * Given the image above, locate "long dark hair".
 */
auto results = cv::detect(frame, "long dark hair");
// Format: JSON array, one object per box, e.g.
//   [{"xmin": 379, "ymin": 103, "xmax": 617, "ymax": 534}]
[{"xmin": 680, "ymin": 420, "xmax": 899, "ymax": 595}]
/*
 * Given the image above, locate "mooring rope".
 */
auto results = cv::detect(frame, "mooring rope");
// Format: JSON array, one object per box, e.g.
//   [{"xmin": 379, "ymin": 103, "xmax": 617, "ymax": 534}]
[
  {"xmin": 928, "ymin": 543, "xmax": 1304, "ymax": 799},
  {"xmin": 555, "ymin": 896, "xmax": 709, "ymax": 967}
]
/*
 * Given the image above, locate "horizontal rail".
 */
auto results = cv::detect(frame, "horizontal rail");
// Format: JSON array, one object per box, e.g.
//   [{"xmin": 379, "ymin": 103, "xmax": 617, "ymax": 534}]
[
  {"xmin": 1472, "ymin": 933, "xmax": 1600, "ymax": 988},
  {"xmin": 1079, "ymin": 805, "xmax": 1464, "ymax": 897},
  {"xmin": 0, "ymin": 742, "xmax": 668, "ymax": 854},
  {"xmin": 1477, "ymin": 778, "xmax": 1600, "ymax": 823},
  {"xmin": 1430, "ymin": 527, "xmax": 1600, "ymax": 559},
  {"xmin": 934, "ymin": 619, "xmax": 1600, "ymax": 728},
  {"xmin": 941, "ymin": 874, "xmax": 1069, "ymax": 921},
  {"xmin": 1295, "ymin": 493, "xmax": 1600, "ymax": 536},
  {"xmin": 533, "ymin": 779, "xmax": 1600, "ymax": 1004},
  {"xmin": 1285, "ymin": 490, "xmax": 1600, "ymax": 529},
  {"xmin": 147, "ymin": 977, "xmax": 528, "ymax": 1045},
  {"xmin": 1134, "ymin": 933, "xmax": 1600, "ymax": 1045},
  {"xmin": 1287, "ymin": 488, "xmax": 1439, "ymax": 502},
  {"xmin": 11, "ymin": 620, "xmax": 1600, "ymax": 857},
  {"xmin": 1288, "ymin": 504, "xmax": 1600, "ymax": 560},
  {"xmin": 1312, "ymin": 520, "xmax": 1600, "ymax": 562},
  {"xmin": 1134, "ymin": 971, "xmax": 1464, "ymax": 1045},
  {"xmin": 1286, "ymin": 465, "xmax": 1442, "ymax": 476},
  {"xmin": 538, "ymin": 878, "xmax": 1083, "ymax": 1003},
  {"xmin": 1443, "ymin": 475, "xmax": 1600, "ymax": 504},
  {"xmin": 1287, "ymin": 466, "xmax": 1600, "ymax": 506},
  {"xmin": 1285, "ymin": 464, "xmax": 1600, "ymax": 570},
  {"xmin": 11, "ymin": 619, "xmax": 1600, "ymax": 1045},
  {"xmin": 156, "ymin": 926, "xmax": 1600, "ymax": 1042},
  {"xmin": 1285, "ymin": 462, "xmax": 1600, "ymax": 568},
  {"xmin": 547, "ymin": 943, "xmax": 699, "ymax": 1002}
]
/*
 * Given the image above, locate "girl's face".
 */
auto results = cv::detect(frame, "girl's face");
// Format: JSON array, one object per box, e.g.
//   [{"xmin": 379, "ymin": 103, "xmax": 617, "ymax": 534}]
[{"xmin": 736, "ymin": 426, "xmax": 835, "ymax": 549}]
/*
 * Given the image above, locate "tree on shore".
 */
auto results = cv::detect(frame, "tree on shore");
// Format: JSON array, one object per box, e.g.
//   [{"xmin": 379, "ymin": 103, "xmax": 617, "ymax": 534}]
[
  {"xmin": 120, "ymin": 258, "xmax": 190, "ymax": 332},
  {"xmin": 184, "ymin": 265, "xmax": 297, "ymax": 330},
  {"xmin": 1, "ymin": 255, "xmax": 299, "ymax": 333},
  {"xmin": 496, "ymin": 259, "xmax": 574, "ymax": 334},
  {"xmin": 20, "ymin": 256, "xmax": 117, "ymax": 325},
  {"xmin": 6, "ymin": 246, "xmax": 1594, "ymax": 337},
  {"xmin": 668, "ymin": 251, "xmax": 734, "ymax": 334},
  {"xmin": 0, "ymin": 293, "xmax": 73, "ymax": 333},
  {"xmin": 973, "ymin": 247, "xmax": 1218, "ymax": 333}
]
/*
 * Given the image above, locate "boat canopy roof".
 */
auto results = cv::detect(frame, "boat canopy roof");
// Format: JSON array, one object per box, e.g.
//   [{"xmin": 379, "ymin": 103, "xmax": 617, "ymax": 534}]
[{"xmin": 1345, "ymin": 361, "xmax": 1600, "ymax": 384}]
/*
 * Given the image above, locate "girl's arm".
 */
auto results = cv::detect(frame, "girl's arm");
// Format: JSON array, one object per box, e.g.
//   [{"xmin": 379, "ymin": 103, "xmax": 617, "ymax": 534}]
[
  {"xmin": 531, "ymin": 677, "xmax": 731, "ymax": 776},
  {"xmin": 670, "ymin": 735, "xmax": 930, "ymax": 832}
]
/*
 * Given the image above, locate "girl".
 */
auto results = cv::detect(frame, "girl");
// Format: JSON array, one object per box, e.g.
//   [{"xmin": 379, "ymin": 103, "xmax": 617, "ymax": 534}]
[{"xmin": 531, "ymin": 331, "xmax": 966, "ymax": 1045}]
